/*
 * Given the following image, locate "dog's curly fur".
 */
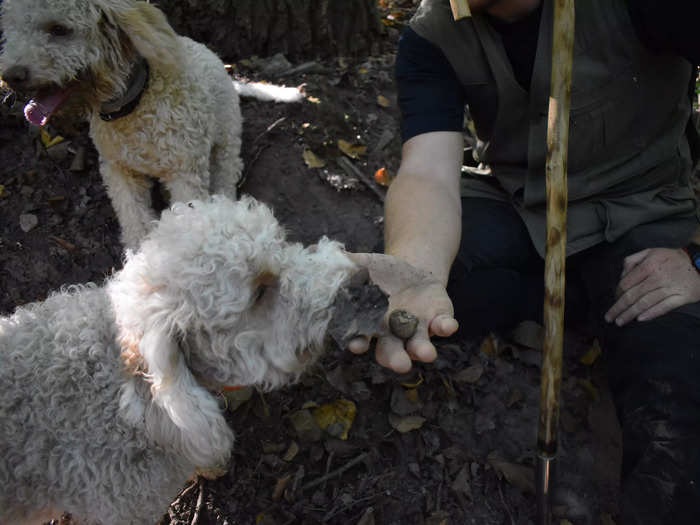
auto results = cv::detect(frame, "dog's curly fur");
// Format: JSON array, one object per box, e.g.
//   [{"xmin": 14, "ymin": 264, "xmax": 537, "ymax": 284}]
[
  {"xmin": 0, "ymin": 196, "xmax": 359, "ymax": 525},
  {"xmin": 0, "ymin": 0, "xmax": 250, "ymax": 249}
]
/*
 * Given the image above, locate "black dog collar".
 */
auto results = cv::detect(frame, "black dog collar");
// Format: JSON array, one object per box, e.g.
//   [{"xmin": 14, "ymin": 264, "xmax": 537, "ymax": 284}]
[{"xmin": 99, "ymin": 56, "xmax": 149, "ymax": 122}]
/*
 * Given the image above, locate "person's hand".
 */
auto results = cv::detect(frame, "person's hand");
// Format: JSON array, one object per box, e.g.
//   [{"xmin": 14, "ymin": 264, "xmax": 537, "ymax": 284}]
[
  {"xmin": 344, "ymin": 253, "xmax": 459, "ymax": 373},
  {"xmin": 604, "ymin": 247, "xmax": 700, "ymax": 326}
]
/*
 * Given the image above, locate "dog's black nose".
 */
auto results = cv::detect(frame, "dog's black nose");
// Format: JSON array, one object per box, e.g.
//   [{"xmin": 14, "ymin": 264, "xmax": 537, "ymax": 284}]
[{"xmin": 2, "ymin": 65, "xmax": 30, "ymax": 91}]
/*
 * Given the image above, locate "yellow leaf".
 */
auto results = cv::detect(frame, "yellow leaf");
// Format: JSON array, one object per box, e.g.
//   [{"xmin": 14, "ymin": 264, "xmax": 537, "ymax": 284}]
[
  {"xmin": 600, "ymin": 514, "xmax": 617, "ymax": 525},
  {"xmin": 377, "ymin": 94, "xmax": 391, "ymax": 108},
  {"xmin": 307, "ymin": 95, "xmax": 321, "ymax": 104},
  {"xmin": 338, "ymin": 139, "xmax": 367, "ymax": 159},
  {"xmin": 40, "ymin": 128, "xmax": 64, "ymax": 148},
  {"xmin": 302, "ymin": 149, "xmax": 326, "ymax": 168},
  {"xmin": 441, "ymin": 376, "xmax": 457, "ymax": 398},
  {"xmin": 313, "ymin": 399, "xmax": 356, "ymax": 440},
  {"xmin": 580, "ymin": 339, "xmax": 602, "ymax": 365},
  {"xmin": 405, "ymin": 388, "xmax": 419, "ymax": 403},
  {"xmin": 578, "ymin": 379, "xmax": 600, "ymax": 401},
  {"xmin": 400, "ymin": 373, "xmax": 423, "ymax": 388},
  {"xmin": 480, "ymin": 333, "xmax": 499, "ymax": 356}
]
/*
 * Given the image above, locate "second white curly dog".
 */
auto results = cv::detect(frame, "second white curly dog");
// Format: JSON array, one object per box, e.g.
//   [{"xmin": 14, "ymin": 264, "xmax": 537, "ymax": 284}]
[
  {"xmin": 0, "ymin": 0, "xmax": 302, "ymax": 249},
  {"xmin": 0, "ymin": 195, "xmax": 373, "ymax": 525}
]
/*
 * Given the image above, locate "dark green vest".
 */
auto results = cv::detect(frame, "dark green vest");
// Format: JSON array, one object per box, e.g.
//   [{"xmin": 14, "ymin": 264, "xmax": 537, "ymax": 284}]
[{"xmin": 410, "ymin": 0, "xmax": 697, "ymax": 255}]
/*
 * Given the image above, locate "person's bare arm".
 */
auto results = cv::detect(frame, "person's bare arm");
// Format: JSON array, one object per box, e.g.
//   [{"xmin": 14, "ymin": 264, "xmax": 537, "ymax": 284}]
[
  {"xmin": 385, "ymin": 131, "xmax": 464, "ymax": 284},
  {"xmin": 349, "ymin": 131, "xmax": 464, "ymax": 372}
]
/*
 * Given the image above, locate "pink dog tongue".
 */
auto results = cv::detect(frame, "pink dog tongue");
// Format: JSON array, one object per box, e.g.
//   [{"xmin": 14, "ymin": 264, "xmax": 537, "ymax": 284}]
[{"xmin": 24, "ymin": 90, "xmax": 70, "ymax": 127}]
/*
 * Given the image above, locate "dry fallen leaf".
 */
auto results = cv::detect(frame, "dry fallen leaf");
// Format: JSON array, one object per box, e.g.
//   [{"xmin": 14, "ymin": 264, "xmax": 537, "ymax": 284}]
[
  {"xmin": 40, "ymin": 128, "xmax": 64, "ymax": 148},
  {"xmin": 303, "ymin": 149, "xmax": 326, "ymax": 168},
  {"xmin": 453, "ymin": 364, "xmax": 484, "ymax": 384},
  {"xmin": 600, "ymin": 513, "xmax": 617, "ymax": 525},
  {"xmin": 377, "ymin": 94, "xmax": 391, "ymax": 108},
  {"xmin": 388, "ymin": 413, "xmax": 426, "ymax": 433},
  {"xmin": 356, "ymin": 507, "xmax": 376, "ymax": 525},
  {"xmin": 0, "ymin": 185, "xmax": 4, "ymax": 197},
  {"xmin": 400, "ymin": 374, "xmax": 424, "ymax": 388},
  {"xmin": 480, "ymin": 333, "xmax": 499, "ymax": 356},
  {"xmin": 451, "ymin": 464, "xmax": 472, "ymax": 499},
  {"xmin": 405, "ymin": 388, "xmax": 420, "ymax": 404},
  {"xmin": 580, "ymin": 339, "xmax": 602, "ymax": 365},
  {"xmin": 313, "ymin": 398, "xmax": 356, "ymax": 440},
  {"xmin": 272, "ymin": 474, "xmax": 291, "ymax": 500},
  {"xmin": 282, "ymin": 441, "xmax": 299, "ymax": 462},
  {"xmin": 578, "ymin": 378, "xmax": 600, "ymax": 401},
  {"xmin": 50, "ymin": 236, "xmax": 76, "ymax": 252},
  {"xmin": 338, "ymin": 139, "xmax": 367, "ymax": 159},
  {"xmin": 487, "ymin": 452, "xmax": 535, "ymax": 494}
]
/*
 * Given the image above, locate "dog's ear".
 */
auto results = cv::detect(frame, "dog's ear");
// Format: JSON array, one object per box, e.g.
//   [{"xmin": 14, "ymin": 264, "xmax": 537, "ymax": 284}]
[
  {"xmin": 138, "ymin": 322, "xmax": 234, "ymax": 469},
  {"xmin": 112, "ymin": 1, "xmax": 181, "ymax": 68}
]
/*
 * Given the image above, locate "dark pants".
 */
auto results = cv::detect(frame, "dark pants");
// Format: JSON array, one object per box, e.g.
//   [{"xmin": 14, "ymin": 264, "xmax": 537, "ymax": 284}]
[{"xmin": 447, "ymin": 198, "xmax": 700, "ymax": 524}]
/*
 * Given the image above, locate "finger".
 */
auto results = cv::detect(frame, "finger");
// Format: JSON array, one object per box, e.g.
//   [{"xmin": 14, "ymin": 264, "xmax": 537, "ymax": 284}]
[
  {"xmin": 429, "ymin": 314, "xmax": 459, "ymax": 337},
  {"xmin": 620, "ymin": 249, "xmax": 650, "ymax": 278},
  {"xmin": 637, "ymin": 294, "xmax": 684, "ymax": 322},
  {"xmin": 404, "ymin": 321, "xmax": 436, "ymax": 362},
  {"xmin": 606, "ymin": 276, "xmax": 654, "ymax": 322},
  {"xmin": 406, "ymin": 337, "xmax": 438, "ymax": 363},
  {"xmin": 612, "ymin": 287, "xmax": 666, "ymax": 326},
  {"xmin": 375, "ymin": 336, "xmax": 412, "ymax": 373},
  {"xmin": 347, "ymin": 336, "xmax": 370, "ymax": 354},
  {"xmin": 617, "ymin": 261, "xmax": 653, "ymax": 295}
]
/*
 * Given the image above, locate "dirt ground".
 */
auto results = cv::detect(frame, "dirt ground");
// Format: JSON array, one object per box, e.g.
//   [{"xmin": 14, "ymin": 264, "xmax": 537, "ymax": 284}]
[{"xmin": 2, "ymin": 4, "xmax": 677, "ymax": 524}]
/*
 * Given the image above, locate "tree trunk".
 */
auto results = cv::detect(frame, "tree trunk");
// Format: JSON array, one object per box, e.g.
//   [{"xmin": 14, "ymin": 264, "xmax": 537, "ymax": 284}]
[{"xmin": 159, "ymin": 0, "xmax": 386, "ymax": 62}]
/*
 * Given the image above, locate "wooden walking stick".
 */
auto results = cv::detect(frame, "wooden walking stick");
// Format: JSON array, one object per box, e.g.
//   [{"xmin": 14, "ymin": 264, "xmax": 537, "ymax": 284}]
[
  {"xmin": 449, "ymin": 0, "xmax": 471, "ymax": 20},
  {"xmin": 537, "ymin": 1, "xmax": 575, "ymax": 524}
]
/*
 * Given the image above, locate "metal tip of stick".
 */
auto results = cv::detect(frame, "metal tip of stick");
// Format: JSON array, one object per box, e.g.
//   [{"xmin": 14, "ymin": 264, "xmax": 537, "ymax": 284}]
[{"xmin": 536, "ymin": 454, "xmax": 557, "ymax": 525}]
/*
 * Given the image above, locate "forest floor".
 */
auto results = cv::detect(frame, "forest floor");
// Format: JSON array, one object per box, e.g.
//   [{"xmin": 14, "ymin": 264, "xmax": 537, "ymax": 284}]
[{"xmin": 5, "ymin": 2, "xmax": 696, "ymax": 524}]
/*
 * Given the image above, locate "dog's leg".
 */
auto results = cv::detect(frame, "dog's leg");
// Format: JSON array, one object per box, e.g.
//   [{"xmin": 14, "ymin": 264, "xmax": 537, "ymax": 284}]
[
  {"xmin": 100, "ymin": 162, "xmax": 157, "ymax": 250},
  {"xmin": 209, "ymin": 141, "xmax": 242, "ymax": 200},
  {"xmin": 208, "ymin": 85, "xmax": 243, "ymax": 199},
  {"xmin": 165, "ymin": 173, "xmax": 211, "ymax": 205}
]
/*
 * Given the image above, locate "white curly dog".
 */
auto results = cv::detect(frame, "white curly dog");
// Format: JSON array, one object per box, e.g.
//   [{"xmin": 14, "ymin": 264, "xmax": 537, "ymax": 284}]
[
  {"xmin": 0, "ymin": 0, "xmax": 302, "ymax": 249},
  {"xmin": 0, "ymin": 195, "xmax": 388, "ymax": 525}
]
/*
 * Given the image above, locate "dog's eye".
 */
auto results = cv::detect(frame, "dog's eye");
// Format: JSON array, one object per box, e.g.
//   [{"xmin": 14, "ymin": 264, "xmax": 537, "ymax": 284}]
[
  {"xmin": 252, "ymin": 285, "xmax": 266, "ymax": 304},
  {"xmin": 47, "ymin": 24, "xmax": 72, "ymax": 37}
]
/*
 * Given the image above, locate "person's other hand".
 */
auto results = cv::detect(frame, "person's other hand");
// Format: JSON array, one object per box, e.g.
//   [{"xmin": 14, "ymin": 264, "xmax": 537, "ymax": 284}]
[
  {"xmin": 604, "ymin": 247, "xmax": 700, "ymax": 326},
  {"xmin": 345, "ymin": 253, "xmax": 459, "ymax": 373}
]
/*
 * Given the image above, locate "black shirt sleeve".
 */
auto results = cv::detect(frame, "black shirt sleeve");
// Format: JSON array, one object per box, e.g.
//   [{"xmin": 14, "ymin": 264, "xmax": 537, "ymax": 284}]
[
  {"xmin": 626, "ymin": 0, "xmax": 700, "ymax": 64},
  {"xmin": 395, "ymin": 26, "xmax": 466, "ymax": 143}
]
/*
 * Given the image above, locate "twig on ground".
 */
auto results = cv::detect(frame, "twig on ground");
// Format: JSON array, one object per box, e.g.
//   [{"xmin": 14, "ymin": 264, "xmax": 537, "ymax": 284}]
[
  {"xmin": 498, "ymin": 481, "xmax": 516, "ymax": 525},
  {"xmin": 301, "ymin": 452, "xmax": 369, "ymax": 492},
  {"xmin": 239, "ymin": 144, "xmax": 270, "ymax": 190},
  {"xmin": 322, "ymin": 492, "xmax": 382, "ymax": 522},
  {"xmin": 253, "ymin": 116, "xmax": 287, "ymax": 145},
  {"xmin": 322, "ymin": 451, "xmax": 335, "ymax": 491},
  {"xmin": 190, "ymin": 478, "xmax": 205, "ymax": 525},
  {"xmin": 170, "ymin": 479, "xmax": 198, "ymax": 508},
  {"xmin": 336, "ymin": 156, "xmax": 386, "ymax": 203},
  {"xmin": 278, "ymin": 61, "xmax": 326, "ymax": 77}
]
